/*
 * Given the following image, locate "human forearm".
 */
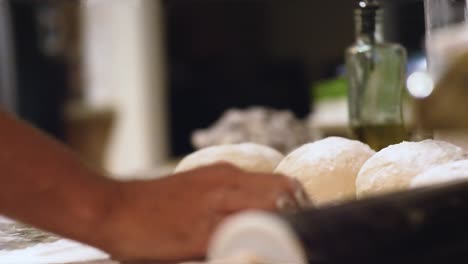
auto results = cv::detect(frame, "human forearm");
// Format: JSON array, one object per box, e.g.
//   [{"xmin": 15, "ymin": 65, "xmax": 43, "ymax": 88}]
[
  {"xmin": 0, "ymin": 111, "xmax": 304, "ymax": 262},
  {"xmin": 0, "ymin": 111, "xmax": 119, "ymax": 249}
]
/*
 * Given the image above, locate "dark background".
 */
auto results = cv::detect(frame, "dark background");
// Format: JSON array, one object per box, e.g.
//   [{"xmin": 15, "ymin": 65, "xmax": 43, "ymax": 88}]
[
  {"xmin": 164, "ymin": 0, "xmax": 425, "ymax": 155},
  {"xmin": 6, "ymin": 0, "xmax": 425, "ymax": 156}
]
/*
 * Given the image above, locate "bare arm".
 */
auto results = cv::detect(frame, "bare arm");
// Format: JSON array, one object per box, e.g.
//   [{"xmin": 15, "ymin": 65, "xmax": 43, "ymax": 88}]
[
  {"xmin": 0, "ymin": 111, "xmax": 303, "ymax": 262},
  {"xmin": 0, "ymin": 111, "xmax": 118, "ymax": 249}
]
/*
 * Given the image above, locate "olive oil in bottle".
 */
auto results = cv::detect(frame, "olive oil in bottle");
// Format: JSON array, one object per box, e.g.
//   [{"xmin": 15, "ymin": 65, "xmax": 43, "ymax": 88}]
[{"xmin": 351, "ymin": 124, "xmax": 408, "ymax": 151}]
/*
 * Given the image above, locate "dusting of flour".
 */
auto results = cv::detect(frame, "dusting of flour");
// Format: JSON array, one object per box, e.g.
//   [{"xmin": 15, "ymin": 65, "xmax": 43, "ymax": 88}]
[
  {"xmin": 275, "ymin": 137, "xmax": 375, "ymax": 205},
  {"xmin": 356, "ymin": 140, "xmax": 465, "ymax": 197},
  {"xmin": 411, "ymin": 159, "xmax": 468, "ymax": 188},
  {"xmin": 0, "ymin": 216, "xmax": 108, "ymax": 264}
]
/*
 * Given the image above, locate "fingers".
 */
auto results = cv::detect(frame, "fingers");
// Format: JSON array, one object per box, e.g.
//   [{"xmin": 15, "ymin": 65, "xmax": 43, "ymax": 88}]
[
  {"xmin": 247, "ymin": 173, "xmax": 312, "ymax": 209},
  {"xmin": 270, "ymin": 174, "xmax": 313, "ymax": 209},
  {"xmin": 109, "ymin": 164, "xmax": 310, "ymax": 263},
  {"xmin": 206, "ymin": 174, "xmax": 302, "ymax": 215},
  {"xmin": 276, "ymin": 192, "xmax": 301, "ymax": 213},
  {"xmin": 175, "ymin": 163, "xmax": 309, "ymax": 205}
]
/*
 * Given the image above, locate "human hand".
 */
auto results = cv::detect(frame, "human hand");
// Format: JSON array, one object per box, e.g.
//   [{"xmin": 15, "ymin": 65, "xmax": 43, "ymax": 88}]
[{"xmin": 100, "ymin": 163, "xmax": 307, "ymax": 263}]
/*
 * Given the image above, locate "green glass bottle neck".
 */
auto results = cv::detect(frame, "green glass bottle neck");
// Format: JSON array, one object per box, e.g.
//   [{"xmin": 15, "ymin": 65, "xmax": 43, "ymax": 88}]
[
  {"xmin": 355, "ymin": 9, "xmax": 384, "ymax": 45},
  {"xmin": 356, "ymin": 28, "xmax": 383, "ymax": 45}
]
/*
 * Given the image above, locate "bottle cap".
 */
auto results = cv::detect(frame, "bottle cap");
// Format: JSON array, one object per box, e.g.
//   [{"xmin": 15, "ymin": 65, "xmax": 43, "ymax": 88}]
[{"xmin": 355, "ymin": 0, "xmax": 382, "ymax": 36}]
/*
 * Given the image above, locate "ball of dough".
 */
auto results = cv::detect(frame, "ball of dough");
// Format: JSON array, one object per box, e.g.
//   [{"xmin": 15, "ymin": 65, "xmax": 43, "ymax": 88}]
[
  {"xmin": 410, "ymin": 159, "xmax": 468, "ymax": 188},
  {"xmin": 356, "ymin": 140, "xmax": 465, "ymax": 198},
  {"xmin": 174, "ymin": 143, "xmax": 284, "ymax": 174},
  {"xmin": 274, "ymin": 137, "xmax": 375, "ymax": 205}
]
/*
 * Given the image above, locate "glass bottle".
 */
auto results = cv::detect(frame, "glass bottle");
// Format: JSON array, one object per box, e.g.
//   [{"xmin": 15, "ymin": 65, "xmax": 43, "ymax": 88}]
[{"xmin": 346, "ymin": 0, "xmax": 408, "ymax": 151}]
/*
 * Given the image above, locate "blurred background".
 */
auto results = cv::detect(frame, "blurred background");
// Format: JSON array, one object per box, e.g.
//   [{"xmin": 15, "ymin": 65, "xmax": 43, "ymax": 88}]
[{"xmin": 0, "ymin": 0, "xmax": 425, "ymax": 179}]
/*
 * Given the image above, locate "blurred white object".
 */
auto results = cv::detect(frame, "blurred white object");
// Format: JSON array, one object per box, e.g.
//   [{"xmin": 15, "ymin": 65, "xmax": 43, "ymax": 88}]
[
  {"xmin": 422, "ymin": 0, "xmax": 468, "ymax": 147},
  {"xmin": 192, "ymin": 107, "xmax": 313, "ymax": 154},
  {"xmin": 424, "ymin": 0, "xmax": 468, "ymax": 84},
  {"xmin": 415, "ymin": 0, "xmax": 468, "ymax": 146},
  {"xmin": 81, "ymin": 0, "xmax": 169, "ymax": 177},
  {"xmin": 208, "ymin": 211, "xmax": 307, "ymax": 264},
  {"xmin": 406, "ymin": 71, "xmax": 434, "ymax": 99},
  {"xmin": 426, "ymin": 24, "xmax": 468, "ymax": 84},
  {"xmin": 308, "ymin": 98, "xmax": 348, "ymax": 137}
]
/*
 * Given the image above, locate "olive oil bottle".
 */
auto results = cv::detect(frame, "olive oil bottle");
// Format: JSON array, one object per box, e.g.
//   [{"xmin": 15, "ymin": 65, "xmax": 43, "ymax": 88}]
[{"xmin": 346, "ymin": 1, "xmax": 408, "ymax": 151}]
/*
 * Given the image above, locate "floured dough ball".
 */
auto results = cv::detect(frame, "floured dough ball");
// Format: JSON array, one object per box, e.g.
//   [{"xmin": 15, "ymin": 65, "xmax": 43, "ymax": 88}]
[
  {"xmin": 356, "ymin": 140, "xmax": 465, "ymax": 198},
  {"xmin": 410, "ymin": 160, "xmax": 468, "ymax": 188},
  {"xmin": 274, "ymin": 137, "xmax": 375, "ymax": 205},
  {"xmin": 174, "ymin": 143, "xmax": 284, "ymax": 174}
]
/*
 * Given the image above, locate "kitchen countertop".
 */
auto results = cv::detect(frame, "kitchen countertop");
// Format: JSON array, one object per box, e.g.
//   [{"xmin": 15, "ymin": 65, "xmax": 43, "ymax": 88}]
[{"xmin": 0, "ymin": 216, "xmax": 112, "ymax": 264}]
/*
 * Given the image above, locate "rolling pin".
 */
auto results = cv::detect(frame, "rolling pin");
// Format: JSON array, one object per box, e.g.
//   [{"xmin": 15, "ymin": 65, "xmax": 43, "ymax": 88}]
[{"xmin": 209, "ymin": 180, "xmax": 468, "ymax": 264}]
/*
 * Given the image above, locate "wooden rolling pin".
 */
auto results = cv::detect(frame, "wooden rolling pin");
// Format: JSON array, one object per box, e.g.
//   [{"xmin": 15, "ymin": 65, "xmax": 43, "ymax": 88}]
[{"xmin": 211, "ymin": 181, "xmax": 468, "ymax": 263}]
